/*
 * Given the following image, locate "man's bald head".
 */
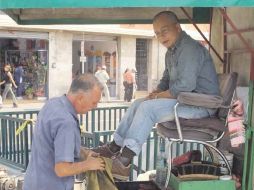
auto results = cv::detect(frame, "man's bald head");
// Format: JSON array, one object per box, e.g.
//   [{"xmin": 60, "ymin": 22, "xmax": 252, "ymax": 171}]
[
  {"xmin": 153, "ymin": 11, "xmax": 179, "ymax": 25},
  {"xmin": 153, "ymin": 11, "xmax": 182, "ymax": 48}
]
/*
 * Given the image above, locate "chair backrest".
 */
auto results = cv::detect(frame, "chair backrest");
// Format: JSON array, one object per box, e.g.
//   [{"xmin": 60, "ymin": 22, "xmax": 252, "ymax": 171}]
[{"xmin": 217, "ymin": 72, "xmax": 238, "ymax": 119}]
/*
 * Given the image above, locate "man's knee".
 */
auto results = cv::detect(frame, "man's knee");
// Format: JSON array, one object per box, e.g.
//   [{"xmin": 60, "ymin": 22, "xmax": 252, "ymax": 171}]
[
  {"xmin": 137, "ymin": 100, "xmax": 154, "ymax": 113},
  {"xmin": 131, "ymin": 98, "xmax": 145, "ymax": 106}
]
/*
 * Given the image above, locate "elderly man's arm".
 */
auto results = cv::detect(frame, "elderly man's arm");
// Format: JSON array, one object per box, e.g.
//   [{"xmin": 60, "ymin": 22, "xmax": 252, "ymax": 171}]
[
  {"xmin": 54, "ymin": 151, "xmax": 105, "ymax": 177},
  {"xmin": 53, "ymin": 121, "xmax": 105, "ymax": 177}
]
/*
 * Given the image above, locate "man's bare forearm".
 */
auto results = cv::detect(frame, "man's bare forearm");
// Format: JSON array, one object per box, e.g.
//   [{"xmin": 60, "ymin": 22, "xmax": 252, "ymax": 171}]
[
  {"xmin": 156, "ymin": 90, "xmax": 175, "ymax": 99},
  {"xmin": 54, "ymin": 161, "xmax": 90, "ymax": 177}
]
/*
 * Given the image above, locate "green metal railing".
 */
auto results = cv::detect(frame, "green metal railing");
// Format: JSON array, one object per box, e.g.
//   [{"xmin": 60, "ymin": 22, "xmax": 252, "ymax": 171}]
[
  {"xmin": 79, "ymin": 106, "xmax": 128, "ymax": 132},
  {"xmin": 0, "ymin": 106, "xmax": 129, "ymax": 170},
  {"xmin": 0, "ymin": 105, "xmax": 129, "ymax": 133},
  {"xmin": 0, "ymin": 106, "xmax": 204, "ymax": 180},
  {"xmin": 0, "ymin": 111, "xmax": 39, "ymax": 121},
  {"xmin": 0, "ymin": 115, "xmax": 33, "ymax": 170}
]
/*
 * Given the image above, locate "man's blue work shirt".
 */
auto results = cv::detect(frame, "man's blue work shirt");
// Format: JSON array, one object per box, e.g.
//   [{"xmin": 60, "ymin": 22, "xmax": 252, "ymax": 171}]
[
  {"xmin": 157, "ymin": 31, "xmax": 220, "ymax": 97},
  {"xmin": 23, "ymin": 95, "xmax": 81, "ymax": 190}
]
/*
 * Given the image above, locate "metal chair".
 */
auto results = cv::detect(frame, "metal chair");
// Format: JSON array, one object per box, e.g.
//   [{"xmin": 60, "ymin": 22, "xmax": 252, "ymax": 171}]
[{"xmin": 156, "ymin": 72, "xmax": 238, "ymax": 188}]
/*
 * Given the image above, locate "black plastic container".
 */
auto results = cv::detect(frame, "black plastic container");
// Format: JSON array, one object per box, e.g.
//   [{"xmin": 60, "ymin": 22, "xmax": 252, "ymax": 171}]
[{"xmin": 115, "ymin": 181, "xmax": 161, "ymax": 190}]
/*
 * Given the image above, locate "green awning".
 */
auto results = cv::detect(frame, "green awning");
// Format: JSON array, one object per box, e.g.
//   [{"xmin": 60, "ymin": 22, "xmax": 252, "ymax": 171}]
[
  {"xmin": 0, "ymin": 0, "xmax": 253, "ymax": 24},
  {"xmin": 1, "ymin": 0, "xmax": 254, "ymax": 8}
]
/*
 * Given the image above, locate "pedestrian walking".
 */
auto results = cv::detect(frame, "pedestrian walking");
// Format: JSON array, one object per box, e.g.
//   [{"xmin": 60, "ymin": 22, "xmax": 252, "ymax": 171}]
[
  {"xmin": 95, "ymin": 65, "xmax": 110, "ymax": 102},
  {"xmin": 0, "ymin": 64, "xmax": 18, "ymax": 107}
]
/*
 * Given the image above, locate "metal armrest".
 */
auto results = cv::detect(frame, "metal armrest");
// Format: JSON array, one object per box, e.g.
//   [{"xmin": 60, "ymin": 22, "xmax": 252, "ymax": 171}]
[
  {"xmin": 177, "ymin": 92, "xmax": 224, "ymax": 109},
  {"xmin": 174, "ymin": 92, "xmax": 224, "ymax": 143},
  {"xmin": 174, "ymin": 103, "xmax": 183, "ymax": 142}
]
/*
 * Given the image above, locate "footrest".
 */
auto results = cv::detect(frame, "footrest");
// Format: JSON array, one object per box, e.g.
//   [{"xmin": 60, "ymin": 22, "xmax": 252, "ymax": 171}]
[
  {"xmin": 172, "ymin": 161, "xmax": 220, "ymax": 176},
  {"xmin": 169, "ymin": 173, "xmax": 236, "ymax": 190},
  {"xmin": 177, "ymin": 174, "xmax": 219, "ymax": 181}
]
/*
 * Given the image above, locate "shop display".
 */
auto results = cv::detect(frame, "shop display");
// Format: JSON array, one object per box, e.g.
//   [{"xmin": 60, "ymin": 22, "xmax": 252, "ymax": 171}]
[{"xmin": 4, "ymin": 50, "xmax": 48, "ymax": 98}]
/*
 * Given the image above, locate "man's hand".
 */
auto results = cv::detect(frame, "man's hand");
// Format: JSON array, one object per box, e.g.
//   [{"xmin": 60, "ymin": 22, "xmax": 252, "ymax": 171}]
[
  {"xmin": 146, "ymin": 90, "xmax": 175, "ymax": 100},
  {"xmin": 146, "ymin": 89, "xmax": 161, "ymax": 100},
  {"xmin": 84, "ymin": 152, "xmax": 105, "ymax": 171},
  {"xmin": 54, "ymin": 151, "xmax": 105, "ymax": 177},
  {"xmin": 157, "ymin": 91, "xmax": 171, "ymax": 99},
  {"xmin": 146, "ymin": 92, "xmax": 159, "ymax": 100}
]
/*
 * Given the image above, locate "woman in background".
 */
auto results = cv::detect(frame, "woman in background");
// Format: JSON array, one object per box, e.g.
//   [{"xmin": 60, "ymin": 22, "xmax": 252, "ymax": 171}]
[
  {"xmin": 0, "ymin": 64, "xmax": 18, "ymax": 107},
  {"xmin": 123, "ymin": 68, "xmax": 134, "ymax": 102},
  {"xmin": 14, "ymin": 61, "xmax": 24, "ymax": 99}
]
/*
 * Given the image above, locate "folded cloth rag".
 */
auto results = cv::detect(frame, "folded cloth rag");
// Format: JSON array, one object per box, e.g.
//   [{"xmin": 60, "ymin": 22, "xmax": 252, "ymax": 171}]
[
  {"xmin": 80, "ymin": 148, "xmax": 118, "ymax": 190},
  {"xmin": 86, "ymin": 157, "xmax": 118, "ymax": 190}
]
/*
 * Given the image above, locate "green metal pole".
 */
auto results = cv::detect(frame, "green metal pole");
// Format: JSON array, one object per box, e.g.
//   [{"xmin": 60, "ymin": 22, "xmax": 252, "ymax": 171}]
[
  {"xmin": 91, "ymin": 110, "xmax": 95, "ymax": 132},
  {"xmin": 146, "ymin": 134, "xmax": 151, "ymax": 171},
  {"xmin": 242, "ymin": 80, "xmax": 254, "ymax": 190},
  {"xmin": 109, "ymin": 109, "xmax": 112, "ymax": 130},
  {"xmin": 138, "ymin": 151, "xmax": 143, "ymax": 175},
  {"xmin": 24, "ymin": 127, "xmax": 29, "ymax": 168},
  {"xmin": 154, "ymin": 131, "xmax": 158, "ymax": 169}
]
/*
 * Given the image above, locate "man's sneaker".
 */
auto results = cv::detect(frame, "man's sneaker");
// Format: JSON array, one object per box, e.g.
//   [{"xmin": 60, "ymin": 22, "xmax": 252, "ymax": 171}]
[
  {"xmin": 92, "ymin": 144, "xmax": 119, "ymax": 158},
  {"xmin": 112, "ymin": 155, "xmax": 131, "ymax": 181}
]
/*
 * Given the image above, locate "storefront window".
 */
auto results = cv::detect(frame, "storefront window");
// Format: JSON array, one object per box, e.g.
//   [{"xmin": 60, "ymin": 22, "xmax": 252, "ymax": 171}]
[
  {"xmin": 0, "ymin": 38, "xmax": 48, "ymax": 100},
  {"xmin": 72, "ymin": 40, "xmax": 118, "ymax": 99}
]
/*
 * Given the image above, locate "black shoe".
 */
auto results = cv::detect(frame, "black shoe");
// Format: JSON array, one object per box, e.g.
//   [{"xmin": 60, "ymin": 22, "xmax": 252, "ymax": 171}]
[{"xmin": 92, "ymin": 144, "xmax": 120, "ymax": 158}]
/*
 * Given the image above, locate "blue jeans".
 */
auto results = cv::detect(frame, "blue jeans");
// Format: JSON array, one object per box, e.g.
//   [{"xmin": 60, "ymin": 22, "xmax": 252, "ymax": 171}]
[
  {"xmin": 114, "ymin": 98, "xmax": 216, "ymax": 155},
  {"xmin": 2, "ymin": 84, "xmax": 17, "ymax": 104},
  {"xmin": 16, "ymin": 83, "xmax": 24, "ymax": 97}
]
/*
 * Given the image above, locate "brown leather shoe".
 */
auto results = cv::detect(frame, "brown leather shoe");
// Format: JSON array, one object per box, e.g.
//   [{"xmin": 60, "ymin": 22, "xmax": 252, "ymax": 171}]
[
  {"xmin": 112, "ymin": 155, "xmax": 131, "ymax": 181},
  {"xmin": 92, "ymin": 144, "xmax": 119, "ymax": 158}
]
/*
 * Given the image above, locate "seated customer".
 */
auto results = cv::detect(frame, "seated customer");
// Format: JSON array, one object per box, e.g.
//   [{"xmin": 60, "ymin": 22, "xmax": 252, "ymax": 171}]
[{"xmin": 94, "ymin": 11, "xmax": 220, "ymax": 180}]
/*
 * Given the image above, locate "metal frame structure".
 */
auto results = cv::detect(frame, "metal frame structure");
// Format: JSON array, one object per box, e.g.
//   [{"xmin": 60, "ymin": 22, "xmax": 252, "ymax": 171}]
[
  {"xmin": 165, "ymin": 7, "xmax": 254, "ymax": 190},
  {"xmin": 0, "ymin": 2, "xmax": 253, "ymax": 189},
  {"xmin": 181, "ymin": 7, "xmax": 224, "ymax": 63},
  {"xmin": 162, "ymin": 103, "xmax": 232, "ymax": 188},
  {"xmin": 219, "ymin": 8, "xmax": 254, "ymax": 190}
]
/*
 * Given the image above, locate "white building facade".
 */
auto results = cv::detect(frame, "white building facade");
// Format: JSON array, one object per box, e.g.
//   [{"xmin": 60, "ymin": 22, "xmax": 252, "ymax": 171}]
[{"xmin": 0, "ymin": 11, "xmax": 207, "ymax": 100}]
